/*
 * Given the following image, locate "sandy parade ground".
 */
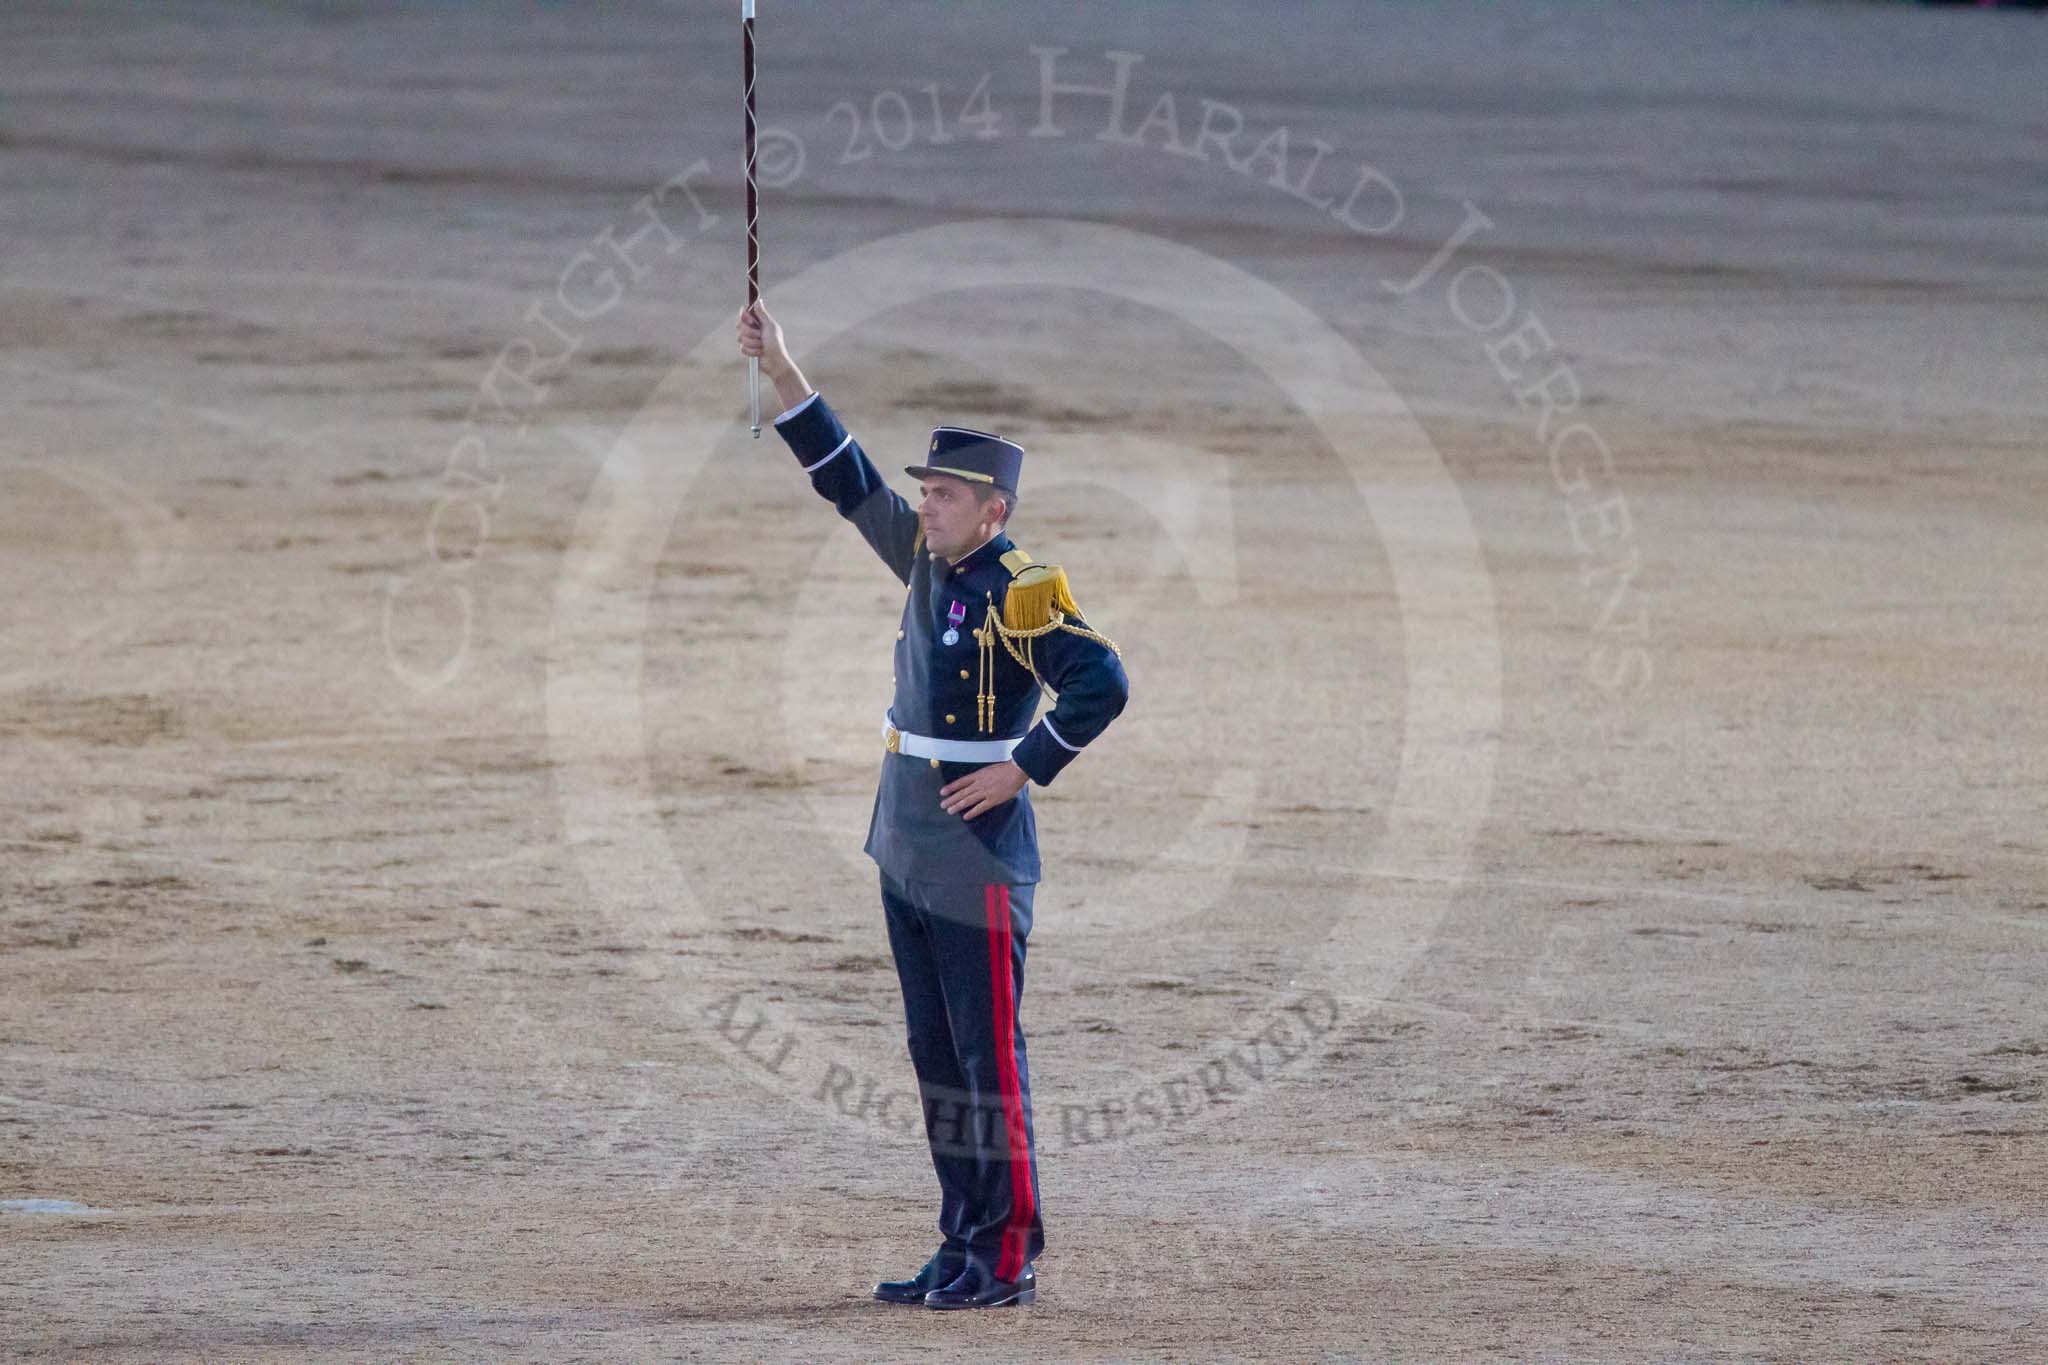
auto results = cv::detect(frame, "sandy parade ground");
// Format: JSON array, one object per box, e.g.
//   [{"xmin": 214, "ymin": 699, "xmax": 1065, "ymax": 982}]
[{"xmin": 2, "ymin": 0, "xmax": 2045, "ymax": 1359}]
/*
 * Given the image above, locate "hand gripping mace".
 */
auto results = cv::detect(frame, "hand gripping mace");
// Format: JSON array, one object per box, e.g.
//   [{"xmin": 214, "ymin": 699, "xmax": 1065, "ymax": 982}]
[{"xmin": 742, "ymin": 0, "xmax": 761, "ymax": 437}]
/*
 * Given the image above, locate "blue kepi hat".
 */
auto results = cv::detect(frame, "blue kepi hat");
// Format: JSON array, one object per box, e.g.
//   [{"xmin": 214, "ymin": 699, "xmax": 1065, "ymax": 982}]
[{"xmin": 905, "ymin": 426, "xmax": 1023, "ymax": 495}]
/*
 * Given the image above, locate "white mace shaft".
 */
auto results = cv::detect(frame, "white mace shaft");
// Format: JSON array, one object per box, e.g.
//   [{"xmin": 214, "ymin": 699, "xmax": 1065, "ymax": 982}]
[{"xmin": 744, "ymin": 0, "xmax": 760, "ymax": 436}]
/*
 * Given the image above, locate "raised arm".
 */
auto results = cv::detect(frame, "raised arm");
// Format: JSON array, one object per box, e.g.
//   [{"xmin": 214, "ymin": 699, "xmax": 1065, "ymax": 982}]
[{"xmin": 738, "ymin": 301, "xmax": 924, "ymax": 584}]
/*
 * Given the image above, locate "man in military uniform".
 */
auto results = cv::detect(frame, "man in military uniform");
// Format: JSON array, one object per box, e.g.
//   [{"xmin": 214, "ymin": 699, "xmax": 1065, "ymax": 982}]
[{"xmin": 736, "ymin": 301, "xmax": 1131, "ymax": 1310}]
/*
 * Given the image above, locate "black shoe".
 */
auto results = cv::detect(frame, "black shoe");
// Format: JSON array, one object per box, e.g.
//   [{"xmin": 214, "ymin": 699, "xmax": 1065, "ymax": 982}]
[
  {"xmin": 872, "ymin": 1253, "xmax": 966, "ymax": 1305},
  {"xmin": 924, "ymin": 1263, "xmax": 1036, "ymax": 1310}
]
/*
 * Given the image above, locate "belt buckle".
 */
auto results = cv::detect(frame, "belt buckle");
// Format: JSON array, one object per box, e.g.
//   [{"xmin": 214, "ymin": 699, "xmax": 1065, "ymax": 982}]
[{"xmin": 884, "ymin": 723, "xmax": 901, "ymax": 754}]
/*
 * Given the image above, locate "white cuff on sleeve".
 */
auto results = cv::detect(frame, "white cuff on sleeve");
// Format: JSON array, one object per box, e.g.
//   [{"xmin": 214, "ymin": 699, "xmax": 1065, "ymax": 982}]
[
  {"xmin": 773, "ymin": 390, "xmax": 821, "ymax": 425},
  {"xmin": 1040, "ymin": 716, "xmax": 1082, "ymax": 752}
]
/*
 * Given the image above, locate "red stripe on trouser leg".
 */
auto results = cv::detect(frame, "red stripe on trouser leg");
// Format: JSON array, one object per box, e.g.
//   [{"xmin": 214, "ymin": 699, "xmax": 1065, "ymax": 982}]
[
  {"xmin": 980, "ymin": 885, "xmax": 1009, "ymax": 1276},
  {"xmin": 984, "ymin": 882, "xmax": 1034, "ymax": 1281},
  {"xmin": 999, "ymin": 884, "xmax": 1036, "ymax": 1277}
]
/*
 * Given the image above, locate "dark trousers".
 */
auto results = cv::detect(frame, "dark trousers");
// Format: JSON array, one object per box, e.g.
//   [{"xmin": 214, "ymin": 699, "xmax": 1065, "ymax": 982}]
[{"xmin": 879, "ymin": 867, "xmax": 1044, "ymax": 1281}]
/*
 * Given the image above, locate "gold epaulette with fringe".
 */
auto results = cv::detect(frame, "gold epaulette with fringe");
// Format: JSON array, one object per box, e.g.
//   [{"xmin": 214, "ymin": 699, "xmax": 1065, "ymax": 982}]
[
  {"xmin": 1001, "ymin": 563, "xmax": 1080, "ymax": 633},
  {"xmin": 971, "ymin": 560, "xmax": 1123, "ymax": 733}
]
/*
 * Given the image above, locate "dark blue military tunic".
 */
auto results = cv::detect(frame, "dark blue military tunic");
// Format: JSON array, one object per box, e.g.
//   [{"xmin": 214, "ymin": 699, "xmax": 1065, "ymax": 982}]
[{"xmin": 773, "ymin": 389, "xmax": 1131, "ymax": 889}]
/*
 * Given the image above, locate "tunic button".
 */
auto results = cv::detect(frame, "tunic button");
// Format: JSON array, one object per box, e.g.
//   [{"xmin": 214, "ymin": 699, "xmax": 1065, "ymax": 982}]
[
  {"xmin": 945, "ymin": 713, "xmax": 956, "ymax": 725},
  {"xmin": 959, "ymin": 669, "xmax": 970, "ymax": 680},
  {"xmin": 896, "ymin": 628, "xmax": 905, "ymax": 640},
  {"xmin": 929, "ymin": 757, "xmax": 941, "ymax": 769}
]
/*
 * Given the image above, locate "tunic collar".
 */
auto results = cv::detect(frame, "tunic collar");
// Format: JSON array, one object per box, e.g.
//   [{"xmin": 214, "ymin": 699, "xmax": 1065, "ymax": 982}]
[{"xmin": 945, "ymin": 528, "xmax": 1010, "ymax": 577}]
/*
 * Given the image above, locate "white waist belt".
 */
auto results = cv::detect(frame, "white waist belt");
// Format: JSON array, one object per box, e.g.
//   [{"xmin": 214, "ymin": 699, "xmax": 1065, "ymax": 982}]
[{"xmin": 883, "ymin": 714, "xmax": 1021, "ymax": 764}]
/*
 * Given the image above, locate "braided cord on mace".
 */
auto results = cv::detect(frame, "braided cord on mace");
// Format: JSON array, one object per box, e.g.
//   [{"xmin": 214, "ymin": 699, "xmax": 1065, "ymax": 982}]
[{"xmin": 743, "ymin": 0, "xmax": 761, "ymax": 436}]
